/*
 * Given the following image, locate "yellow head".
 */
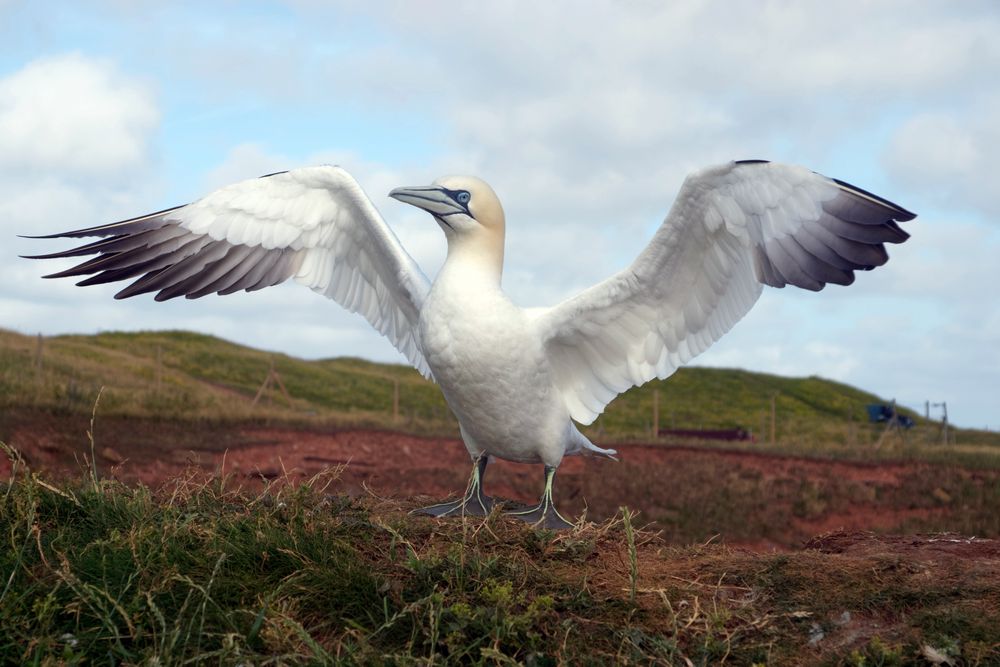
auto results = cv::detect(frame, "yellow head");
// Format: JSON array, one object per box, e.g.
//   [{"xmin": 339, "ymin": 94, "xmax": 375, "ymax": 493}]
[{"xmin": 390, "ymin": 175, "xmax": 506, "ymax": 274}]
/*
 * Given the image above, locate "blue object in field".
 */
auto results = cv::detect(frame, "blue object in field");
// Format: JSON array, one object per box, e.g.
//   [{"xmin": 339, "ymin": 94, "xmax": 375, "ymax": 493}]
[{"xmin": 866, "ymin": 404, "xmax": 915, "ymax": 429}]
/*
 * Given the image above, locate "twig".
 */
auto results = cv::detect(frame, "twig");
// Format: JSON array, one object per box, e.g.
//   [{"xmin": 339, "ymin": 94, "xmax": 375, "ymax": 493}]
[
  {"xmin": 621, "ymin": 506, "xmax": 638, "ymax": 603},
  {"xmin": 87, "ymin": 387, "xmax": 105, "ymax": 488}
]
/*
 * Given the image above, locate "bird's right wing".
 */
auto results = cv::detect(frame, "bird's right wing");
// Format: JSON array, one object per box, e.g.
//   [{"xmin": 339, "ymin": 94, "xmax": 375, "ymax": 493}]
[
  {"xmin": 25, "ymin": 166, "xmax": 435, "ymax": 378},
  {"xmin": 532, "ymin": 161, "xmax": 915, "ymax": 424}
]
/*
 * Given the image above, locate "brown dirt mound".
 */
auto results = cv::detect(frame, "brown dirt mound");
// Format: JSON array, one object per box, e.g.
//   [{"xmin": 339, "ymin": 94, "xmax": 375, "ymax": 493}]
[{"xmin": 806, "ymin": 531, "xmax": 1000, "ymax": 560}]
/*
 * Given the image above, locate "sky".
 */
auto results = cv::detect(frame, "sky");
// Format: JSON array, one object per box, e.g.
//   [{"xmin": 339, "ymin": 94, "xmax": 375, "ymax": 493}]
[{"xmin": 1, "ymin": 1, "xmax": 998, "ymax": 428}]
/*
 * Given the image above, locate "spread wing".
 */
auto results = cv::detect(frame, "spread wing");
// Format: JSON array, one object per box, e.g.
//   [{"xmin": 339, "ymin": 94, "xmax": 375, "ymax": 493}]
[
  {"xmin": 24, "ymin": 166, "xmax": 434, "ymax": 378},
  {"xmin": 532, "ymin": 160, "xmax": 916, "ymax": 424}
]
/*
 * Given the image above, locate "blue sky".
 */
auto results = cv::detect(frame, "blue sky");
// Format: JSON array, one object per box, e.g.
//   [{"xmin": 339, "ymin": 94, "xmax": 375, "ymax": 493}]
[{"xmin": 1, "ymin": 1, "xmax": 998, "ymax": 428}]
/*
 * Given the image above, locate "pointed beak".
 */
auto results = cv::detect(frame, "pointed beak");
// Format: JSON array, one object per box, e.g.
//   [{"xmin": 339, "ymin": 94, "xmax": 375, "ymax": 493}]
[{"xmin": 388, "ymin": 186, "xmax": 465, "ymax": 217}]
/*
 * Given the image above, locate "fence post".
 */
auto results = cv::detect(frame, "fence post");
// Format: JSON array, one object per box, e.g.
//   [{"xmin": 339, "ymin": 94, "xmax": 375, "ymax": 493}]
[
  {"xmin": 252, "ymin": 360, "xmax": 274, "ymax": 407},
  {"xmin": 941, "ymin": 402, "xmax": 949, "ymax": 446}
]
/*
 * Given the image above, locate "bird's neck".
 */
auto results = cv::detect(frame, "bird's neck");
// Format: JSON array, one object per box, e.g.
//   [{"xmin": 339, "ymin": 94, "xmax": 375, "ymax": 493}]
[{"xmin": 442, "ymin": 229, "xmax": 505, "ymax": 287}]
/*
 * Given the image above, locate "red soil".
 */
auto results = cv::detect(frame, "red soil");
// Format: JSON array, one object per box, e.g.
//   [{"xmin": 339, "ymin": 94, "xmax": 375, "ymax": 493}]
[{"xmin": 2, "ymin": 411, "xmax": 996, "ymax": 550}]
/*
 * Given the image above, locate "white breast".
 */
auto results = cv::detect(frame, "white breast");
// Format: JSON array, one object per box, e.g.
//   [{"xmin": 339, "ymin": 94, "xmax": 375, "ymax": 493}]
[{"xmin": 419, "ymin": 265, "xmax": 569, "ymax": 465}]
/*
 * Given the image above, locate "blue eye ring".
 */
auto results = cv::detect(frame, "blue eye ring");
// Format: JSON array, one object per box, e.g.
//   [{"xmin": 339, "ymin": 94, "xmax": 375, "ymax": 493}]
[{"xmin": 456, "ymin": 191, "xmax": 471, "ymax": 205}]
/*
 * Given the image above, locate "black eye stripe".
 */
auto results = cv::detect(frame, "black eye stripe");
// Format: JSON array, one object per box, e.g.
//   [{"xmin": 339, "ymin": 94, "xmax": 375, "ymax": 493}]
[
  {"xmin": 440, "ymin": 187, "xmax": 468, "ymax": 200},
  {"xmin": 440, "ymin": 187, "xmax": 472, "ymax": 214}
]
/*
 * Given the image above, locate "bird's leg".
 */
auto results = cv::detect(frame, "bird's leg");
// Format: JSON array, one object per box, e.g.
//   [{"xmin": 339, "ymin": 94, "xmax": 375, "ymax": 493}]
[
  {"xmin": 413, "ymin": 454, "xmax": 496, "ymax": 518},
  {"xmin": 506, "ymin": 465, "xmax": 574, "ymax": 530}
]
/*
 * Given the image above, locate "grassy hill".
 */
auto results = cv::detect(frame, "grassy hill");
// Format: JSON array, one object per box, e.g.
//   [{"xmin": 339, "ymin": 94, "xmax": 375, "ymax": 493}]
[
  {"xmin": 2, "ymin": 328, "xmax": 997, "ymax": 464},
  {"xmin": 0, "ymin": 328, "xmax": 453, "ymax": 430}
]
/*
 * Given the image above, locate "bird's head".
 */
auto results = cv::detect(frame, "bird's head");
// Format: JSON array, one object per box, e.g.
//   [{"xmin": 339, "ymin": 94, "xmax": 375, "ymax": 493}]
[
  {"xmin": 390, "ymin": 176, "xmax": 506, "ymax": 278},
  {"xmin": 389, "ymin": 176, "xmax": 505, "ymax": 239}
]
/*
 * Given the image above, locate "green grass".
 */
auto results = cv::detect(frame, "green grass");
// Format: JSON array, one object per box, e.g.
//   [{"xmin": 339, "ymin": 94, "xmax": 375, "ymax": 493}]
[
  {"xmin": 1, "ymin": 449, "xmax": 998, "ymax": 665},
  {"xmin": 3, "ymin": 327, "xmax": 998, "ymax": 467},
  {"xmin": 0, "ymin": 328, "xmax": 455, "ymax": 431}
]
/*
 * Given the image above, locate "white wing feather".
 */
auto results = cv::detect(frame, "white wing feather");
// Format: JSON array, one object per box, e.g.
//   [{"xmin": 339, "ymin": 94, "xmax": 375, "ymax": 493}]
[
  {"xmin": 532, "ymin": 161, "xmax": 914, "ymax": 424},
  {"xmin": 32, "ymin": 166, "xmax": 434, "ymax": 378}
]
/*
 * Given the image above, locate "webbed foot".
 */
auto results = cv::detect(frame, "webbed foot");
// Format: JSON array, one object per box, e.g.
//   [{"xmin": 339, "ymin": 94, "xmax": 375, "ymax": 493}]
[
  {"xmin": 412, "ymin": 454, "xmax": 494, "ymax": 519},
  {"xmin": 415, "ymin": 493, "xmax": 496, "ymax": 518},
  {"xmin": 505, "ymin": 465, "xmax": 575, "ymax": 530},
  {"xmin": 507, "ymin": 502, "xmax": 574, "ymax": 530}
]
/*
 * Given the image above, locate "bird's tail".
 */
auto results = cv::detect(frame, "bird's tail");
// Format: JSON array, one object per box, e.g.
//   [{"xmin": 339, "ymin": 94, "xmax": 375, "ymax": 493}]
[{"xmin": 567, "ymin": 425, "xmax": 618, "ymax": 461}]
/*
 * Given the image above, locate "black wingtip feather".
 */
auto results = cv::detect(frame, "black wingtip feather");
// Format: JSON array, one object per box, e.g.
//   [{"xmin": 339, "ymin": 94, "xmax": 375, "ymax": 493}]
[
  {"xmin": 886, "ymin": 220, "xmax": 910, "ymax": 242},
  {"xmin": 21, "ymin": 204, "xmax": 188, "ymax": 241},
  {"xmin": 832, "ymin": 178, "xmax": 916, "ymax": 222},
  {"xmin": 19, "ymin": 232, "xmax": 77, "ymax": 240},
  {"xmin": 113, "ymin": 267, "xmax": 171, "ymax": 300},
  {"xmin": 22, "ymin": 251, "xmax": 81, "ymax": 260}
]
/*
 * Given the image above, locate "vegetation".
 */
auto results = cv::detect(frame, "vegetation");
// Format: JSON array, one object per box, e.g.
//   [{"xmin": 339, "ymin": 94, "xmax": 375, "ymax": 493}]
[
  {"xmin": 0, "ymin": 328, "xmax": 453, "ymax": 431},
  {"xmin": 3, "ymin": 328, "xmax": 997, "ymax": 468},
  {"xmin": 3, "ymin": 329, "xmax": 999, "ymax": 663},
  {"xmin": 1, "ymin": 450, "xmax": 997, "ymax": 665}
]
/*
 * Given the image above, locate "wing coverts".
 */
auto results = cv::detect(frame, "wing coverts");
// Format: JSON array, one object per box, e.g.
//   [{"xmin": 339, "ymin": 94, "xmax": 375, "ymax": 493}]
[
  {"xmin": 26, "ymin": 167, "xmax": 434, "ymax": 377},
  {"xmin": 534, "ymin": 161, "xmax": 914, "ymax": 424}
]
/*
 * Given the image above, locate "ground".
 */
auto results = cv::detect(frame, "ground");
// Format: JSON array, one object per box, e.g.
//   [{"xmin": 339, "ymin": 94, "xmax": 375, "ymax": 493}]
[
  {"xmin": 3, "ymin": 408, "xmax": 998, "ymax": 551},
  {"xmin": 2, "ymin": 410, "xmax": 1000, "ymax": 663}
]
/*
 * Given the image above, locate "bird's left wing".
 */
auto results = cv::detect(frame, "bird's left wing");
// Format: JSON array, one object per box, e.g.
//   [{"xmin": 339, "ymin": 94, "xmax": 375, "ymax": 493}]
[
  {"xmin": 25, "ymin": 166, "xmax": 434, "ymax": 377},
  {"xmin": 532, "ymin": 160, "xmax": 915, "ymax": 424}
]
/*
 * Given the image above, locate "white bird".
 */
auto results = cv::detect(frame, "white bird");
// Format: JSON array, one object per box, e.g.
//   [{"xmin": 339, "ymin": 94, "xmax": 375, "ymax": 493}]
[{"xmin": 26, "ymin": 160, "xmax": 914, "ymax": 528}]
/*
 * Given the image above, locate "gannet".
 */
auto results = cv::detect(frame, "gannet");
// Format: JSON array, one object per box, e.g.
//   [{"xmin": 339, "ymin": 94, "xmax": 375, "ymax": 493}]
[{"xmin": 25, "ymin": 160, "xmax": 915, "ymax": 528}]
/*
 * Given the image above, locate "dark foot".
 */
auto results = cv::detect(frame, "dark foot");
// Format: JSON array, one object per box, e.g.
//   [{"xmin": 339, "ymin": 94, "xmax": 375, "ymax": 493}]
[
  {"xmin": 413, "ymin": 454, "xmax": 494, "ymax": 519},
  {"xmin": 414, "ymin": 493, "xmax": 496, "ymax": 518},
  {"xmin": 506, "ymin": 464, "xmax": 575, "ymax": 530},
  {"xmin": 507, "ymin": 502, "xmax": 574, "ymax": 530}
]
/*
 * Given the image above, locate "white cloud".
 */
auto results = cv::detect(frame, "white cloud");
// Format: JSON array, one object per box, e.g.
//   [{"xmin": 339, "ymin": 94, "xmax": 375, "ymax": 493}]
[
  {"xmin": 325, "ymin": 2, "xmax": 1000, "ymax": 148},
  {"xmin": 883, "ymin": 96, "xmax": 1000, "ymax": 219},
  {"xmin": 0, "ymin": 53, "xmax": 158, "ymax": 177},
  {"xmin": 199, "ymin": 143, "xmax": 294, "ymax": 192},
  {"xmin": 0, "ymin": 53, "xmax": 162, "ymax": 341}
]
